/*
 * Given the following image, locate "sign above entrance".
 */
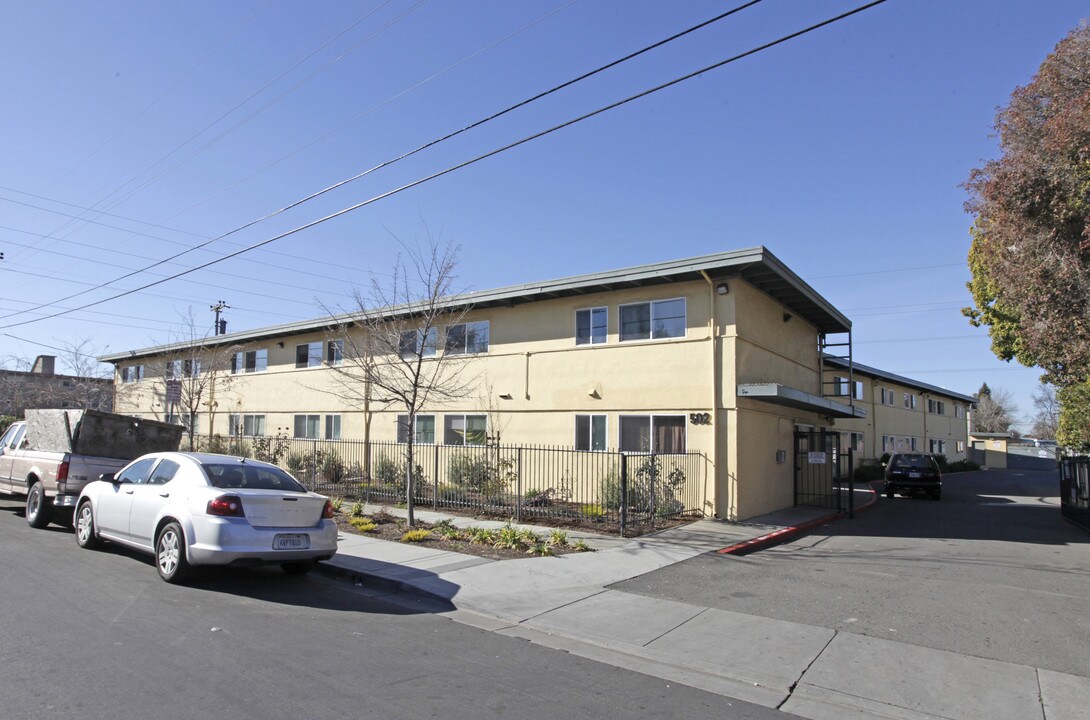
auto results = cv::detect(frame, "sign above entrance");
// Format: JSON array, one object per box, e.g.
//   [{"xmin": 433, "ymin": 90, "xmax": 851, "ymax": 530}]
[{"xmin": 808, "ymin": 452, "xmax": 827, "ymax": 465}]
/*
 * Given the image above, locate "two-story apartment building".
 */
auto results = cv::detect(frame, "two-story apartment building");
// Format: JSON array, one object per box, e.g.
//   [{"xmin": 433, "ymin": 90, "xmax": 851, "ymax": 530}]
[
  {"xmin": 102, "ymin": 247, "xmax": 867, "ymax": 521},
  {"xmin": 823, "ymin": 356, "xmax": 974, "ymax": 463}
]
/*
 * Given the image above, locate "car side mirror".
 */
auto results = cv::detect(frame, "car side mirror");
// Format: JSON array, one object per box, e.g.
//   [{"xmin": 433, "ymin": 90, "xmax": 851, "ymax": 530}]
[{"xmin": 100, "ymin": 473, "xmax": 119, "ymax": 484}]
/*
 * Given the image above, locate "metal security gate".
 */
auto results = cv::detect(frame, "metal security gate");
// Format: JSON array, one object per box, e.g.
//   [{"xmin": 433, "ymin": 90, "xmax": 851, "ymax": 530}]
[
  {"xmin": 794, "ymin": 430, "xmax": 854, "ymax": 514},
  {"xmin": 1060, "ymin": 456, "xmax": 1090, "ymax": 532}
]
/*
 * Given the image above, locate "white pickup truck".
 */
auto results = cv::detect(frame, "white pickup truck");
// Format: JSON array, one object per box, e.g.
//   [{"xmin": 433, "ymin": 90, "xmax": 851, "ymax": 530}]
[{"xmin": 0, "ymin": 409, "xmax": 183, "ymax": 528}]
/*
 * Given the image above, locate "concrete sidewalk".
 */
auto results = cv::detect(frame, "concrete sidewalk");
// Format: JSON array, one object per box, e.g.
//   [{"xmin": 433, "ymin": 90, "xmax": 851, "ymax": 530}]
[{"xmin": 320, "ymin": 504, "xmax": 1089, "ymax": 720}]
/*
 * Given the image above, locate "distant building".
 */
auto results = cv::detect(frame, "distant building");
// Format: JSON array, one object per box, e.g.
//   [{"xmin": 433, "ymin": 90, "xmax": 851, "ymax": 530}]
[
  {"xmin": 0, "ymin": 355, "xmax": 113, "ymax": 418},
  {"xmin": 823, "ymin": 357, "xmax": 974, "ymax": 463}
]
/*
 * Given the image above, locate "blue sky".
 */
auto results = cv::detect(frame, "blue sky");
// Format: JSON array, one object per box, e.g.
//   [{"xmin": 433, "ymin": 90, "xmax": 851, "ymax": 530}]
[{"xmin": 1, "ymin": 0, "xmax": 1086, "ymax": 431}]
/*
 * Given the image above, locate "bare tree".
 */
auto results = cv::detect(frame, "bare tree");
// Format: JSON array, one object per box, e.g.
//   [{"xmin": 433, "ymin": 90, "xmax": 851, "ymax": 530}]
[
  {"xmin": 158, "ymin": 309, "xmax": 238, "ymax": 449},
  {"xmin": 328, "ymin": 238, "xmax": 477, "ymax": 526},
  {"xmin": 971, "ymin": 383, "xmax": 1018, "ymax": 434},
  {"xmin": 1029, "ymin": 384, "xmax": 1059, "ymax": 440},
  {"xmin": 52, "ymin": 338, "xmax": 113, "ymax": 411}
]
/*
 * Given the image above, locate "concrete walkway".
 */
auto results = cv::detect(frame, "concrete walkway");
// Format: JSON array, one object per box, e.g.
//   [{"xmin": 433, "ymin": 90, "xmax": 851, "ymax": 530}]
[{"xmin": 320, "ymin": 504, "xmax": 1089, "ymax": 720}]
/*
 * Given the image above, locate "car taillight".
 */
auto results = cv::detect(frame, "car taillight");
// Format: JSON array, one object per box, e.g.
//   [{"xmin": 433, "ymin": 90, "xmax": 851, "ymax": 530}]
[
  {"xmin": 322, "ymin": 500, "xmax": 335, "ymax": 519},
  {"xmin": 207, "ymin": 495, "xmax": 245, "ymax": 517},
  {"xmin": 57, "ymin": 461, "xmax": 69, "ymax": 481}
]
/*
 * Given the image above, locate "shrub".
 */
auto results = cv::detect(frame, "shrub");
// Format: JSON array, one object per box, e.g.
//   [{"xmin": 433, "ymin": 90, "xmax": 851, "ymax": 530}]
[
  {"xmin": 350, "ymin": 500, "xmax": 364, "ymax": 518},
  {"xmin": 251, "ymin": 433, "xmax": 291, "ymax": 464},
  {"xmin": 285, "ymin": 450, "xmax": 310, "ymax": 479},
  {"xmin": 401, "ymin": 529, "xmax": 430, "ymax": 543},
  {"xmin": 447, "ymin": 451, "xmax": 515, "ymax": 500},
  {"xmin": 547, "ymin": 529, "xmax": 569, "ymax": 547},
  {"xmin": 466, "ymin": 526, "xmax": 496, "ymax": 544},
  {"xmin": 583, "ymin": 504, "xmax": 607, "ymax": 520},
  {"xmin": 320, "ymin": 451, "xmax": 347, "ymax": 484},
  {"xmin": 436, "ymin": 483, "xmax": 464, "ymax": 502},
  {"xmin": 202, "ymin": 434, "xmax": 232, "ymax": 454},
  {"xmin": 433, "ymin": 519, "xmax": 463, "ymax": 540},
  {"xmin": 933, "ymin": 454, "xmax": 950, "ymax": 472},
  {"xmin": 349, "ymin": 518, "xmax": 377, "ymax": 532},
  {"xmin": 372, "ymin": 454, "xmax": 424, "ymax": 494},
  {"xmin": 572, "ymin": 539, "xmax": 593, "ymax": 552},
  {"xmin": 599, "ymin": 456, "xmax": 686, "ymax": 515},
  {"xmin": 527, "ymin": 542, "xmax": 554, "ymax": 557}
]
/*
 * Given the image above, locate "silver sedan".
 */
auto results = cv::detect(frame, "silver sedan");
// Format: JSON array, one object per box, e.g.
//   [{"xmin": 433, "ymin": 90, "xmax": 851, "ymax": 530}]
[{"xmin": 74, "ymin": 452, "xmax": 338, "ymax": 582}]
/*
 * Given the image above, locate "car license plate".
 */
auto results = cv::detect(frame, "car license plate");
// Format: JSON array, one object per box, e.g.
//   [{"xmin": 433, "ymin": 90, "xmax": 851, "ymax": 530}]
[
  {"xmin": 274, "ymin": 534, "xmax": 310, "ymax": 550},
  {"xmin": 909, "ymin": 472, "xmax": 921, "ymax": 479}
]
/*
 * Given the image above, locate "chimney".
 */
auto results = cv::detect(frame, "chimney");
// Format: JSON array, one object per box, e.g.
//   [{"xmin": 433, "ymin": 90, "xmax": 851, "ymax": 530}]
[{"xmin": 32, "ymin": 355, "xmax": 56, "ymax": 375}]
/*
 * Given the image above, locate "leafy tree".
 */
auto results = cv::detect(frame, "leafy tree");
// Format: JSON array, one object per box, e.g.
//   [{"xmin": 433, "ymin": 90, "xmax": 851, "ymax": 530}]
[
  {"xmin": 1057, "ymin": 382, "xmax": 1090, "ymax": 450},
  {"xmin": 963, "ymin": 24, "xmax": 1090, "ymax": 388},
  {"xmin": 972, "ymin": 383, "xmax": 1017, "ymax": 433}
]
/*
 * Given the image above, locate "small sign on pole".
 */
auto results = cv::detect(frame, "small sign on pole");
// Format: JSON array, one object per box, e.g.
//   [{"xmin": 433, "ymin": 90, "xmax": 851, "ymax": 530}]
[
  {"xmin": 166, "ymin": 380, "xmax": 182, "ymax": 405},
  {"xmin": 807, "ymin": 451, "xmax": 827, "ymax": 465}
]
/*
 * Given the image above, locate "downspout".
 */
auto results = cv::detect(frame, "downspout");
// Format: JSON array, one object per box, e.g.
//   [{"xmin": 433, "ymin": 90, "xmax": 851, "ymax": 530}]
[{"xmin": 699, "ymin": 271, "xmax": 721, "ymax": 518}]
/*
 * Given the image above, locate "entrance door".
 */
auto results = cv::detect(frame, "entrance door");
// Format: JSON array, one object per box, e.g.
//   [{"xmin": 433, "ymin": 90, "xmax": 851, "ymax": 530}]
[{"xmin": 794, "ymin": 430, "xmax": 846, "ymax": 510}]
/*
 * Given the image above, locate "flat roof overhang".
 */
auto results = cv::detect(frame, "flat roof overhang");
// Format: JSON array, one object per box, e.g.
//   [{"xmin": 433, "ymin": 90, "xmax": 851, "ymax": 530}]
[{"xmin": 737, "ymin": 383, "xmax": 867, "ymax": 419}]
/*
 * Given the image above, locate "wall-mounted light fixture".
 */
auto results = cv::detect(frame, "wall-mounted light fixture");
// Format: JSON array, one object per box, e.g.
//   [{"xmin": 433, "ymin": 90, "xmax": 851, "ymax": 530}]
[
  {"xmin": 276, "ymin": 341, "xmax": 285, "ymax": 348},
  {"xmin": 783, "ymin": 313, "xmax": 793, "ymax": 323},
  {"xmin": 498, "ymin": 393, "xmax": 513, "ymax": 400},
  {"xmin": 588, "ymin": 388, "xmax": 601, "ymax": 399},
  {"xmin": 715, "ymin": 282, "xmax": 729, "ymax": 295}
]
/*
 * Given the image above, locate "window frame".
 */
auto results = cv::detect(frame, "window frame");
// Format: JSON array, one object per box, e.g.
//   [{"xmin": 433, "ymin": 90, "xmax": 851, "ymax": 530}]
[
  {"xmin": 293, "ymin": 414, "xmax": 321, "ymax": 439},
  {"xmin": 121, "ymin": 365, "xmax": 145, "ymax": 383},
  {"xmin": 396, "ymin": 414, "xmax": 436, "ymax": 445},
  {"xmin": 618, "ymin": 297, "xmax": 687, "ymax": 343},
  {"xmin": 295, "ymin": 341, "xmax": 323, "ymax": 369},
  {"xmin": 400, "ymin": 328, "xmax": 438, "ymax": 359},
  {"xmin": 444, "ymin": 321, "xmax": 489, "ymax": 356},
  {"xmin": 324, "ymin": 414, "xmax": 341, "ymax": 440},
  {"xmin": 443, "ymin": 414, "xmax": 487, "ymax": 446},
  {"xmin": 232, "ymin": 349, "xmax": 268, "ymax": 375},
  {"xmin": 575, "ymin": 307, "xmax": 608, "ymax": 346},
  {"xmin": 618, "ymin": 414, "xmax": 687, "ymax": 454},
  {"xmin": 229, "ymin": 413, "xmax": 266, "ymax": 437},
  {"xmin": 575, "ymin": 414, "xmax": 608, "ymax": 451},
  {"xmin": 327, "ymin": 339, "xmax": 344, "ymax": 366}
]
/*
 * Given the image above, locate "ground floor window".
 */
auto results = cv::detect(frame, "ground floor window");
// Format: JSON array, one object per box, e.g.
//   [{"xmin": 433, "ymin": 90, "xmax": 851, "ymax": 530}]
[
  {"xmin": 575, "ymin": 414, "xmax": 607, "ymax": 451},
  {"xmin": 324, "ymin": 414, "xmax": 341, "ymax": 440},
  {"xmin": 229, "ymin": 414, "xmax": 265, "ymax": 437},
  {"xmin": 619, "ymin": 415, "xmax": 685, "ymax": 453},
  {"xmin": 444, "ymin": 414, "xmax": 486, "ymax": 445},
  {"xmin": 929, "ymin": 439, "xmax": 947, "ymax": 455},
  {"xmin": 168, "ymin": 411, "xmax": 199, "ymax": 435},
  {"xmin": 294, "ymin": 414, "xmax": 320, "ymax": 439},
  {"xmin": 956, "ymin": 440, "xmax": 965, "ymax": 453},
  {"xmin": 842, "ymin": 431, "xmax": 864, "ymax": 453},
  {"xmin": 397, "ymin": 414, "xmax": 436, "ymax": 444},
  {"xmin": 882, "ymin": 435, "xmax": 896, "ymax": 453}
]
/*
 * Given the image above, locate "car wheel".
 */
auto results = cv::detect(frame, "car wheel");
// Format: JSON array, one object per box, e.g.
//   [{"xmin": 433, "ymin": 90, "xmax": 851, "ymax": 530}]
[
  {"xmin": 74, "ymin": 500, "xmax": 101, "ymax": 549},
  {"xmin": 932, "ymin": 489, "xmax": 942, "ymax": 501},
  {"xmin": 156, "ymin": 522, "xmax": 192, "ymax": 584},
  {"xmin": 281, "ymin": 561, "xmax": 316, "ymax": 576},
  {"xmin": 26, "ymin": 481, "xmax": 54, "ymax": 529}
]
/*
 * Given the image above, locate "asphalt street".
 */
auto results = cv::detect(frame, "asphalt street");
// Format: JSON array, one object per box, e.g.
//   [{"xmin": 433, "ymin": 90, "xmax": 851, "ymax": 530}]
[
  {"xmin": 611, "ymin": 468, "xmax": 1090, "ymax": 674},
  {"xmin": 0, "ymin": 498, "xmax": 796, "ymax": 720}
]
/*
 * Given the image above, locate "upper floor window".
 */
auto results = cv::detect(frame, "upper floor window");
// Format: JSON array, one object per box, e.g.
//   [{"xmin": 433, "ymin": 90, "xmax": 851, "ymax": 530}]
[
  {"xmin": 166, "ymin": 359, "xmax": 200, "ymax": 380},
  {"xmin": 121, "ymin": 365, "xmax": 144, "ymax": 383},
  {"xmin": 400, "ymin": 328, "xmax": 438, "ymax": 359},
  {"xmin": 327, "ymin": 339, "xmax": 344, "ymax": 366},
  {"xmin": 296, "ymin": 342, "xmax": 323, "ymax": 369},
  {"xmin": 575, "ymin": 307, "xmax": 607, "ymax": 346},
  {"xmin": 445, "ymin": 321, "xmax": 489, "ymax": 355},
  {"xmin": 954, "ymin": 405, "xmax": 964, "ymax": 419},
  {"xmin": 904, "ymin": 393, "xmax": 917, "ymax": 410},
  {"xmin": 853, "ymin": 381, "xmax": 864, "ymax": 400},
  {"xmin": 832, "ymin": 376, "xmax": 849, "ymax": 397},
  {"xmin": 928, "ymin": 399, "xmax": 946, "ymax": 415},
  {"xmin": 232, "ymin": 349, "xmax": 267, "ymax": 374},
  {"xmin": 619, "ymin": 298, "xmax": 686, "ymax": 342},
  {"xmin": 619, "ymin": 415, "xmax": 686, "ymax": 453},
  {"xmin": 880, "ymin": 388, "xmax": 895, "ymax": 405}
]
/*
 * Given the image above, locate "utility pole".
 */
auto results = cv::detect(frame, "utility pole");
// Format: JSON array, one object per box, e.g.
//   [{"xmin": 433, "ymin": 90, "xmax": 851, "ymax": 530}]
[{"xmin": 211, "ymin": 300, "xmax": 229, "ymax": 336}]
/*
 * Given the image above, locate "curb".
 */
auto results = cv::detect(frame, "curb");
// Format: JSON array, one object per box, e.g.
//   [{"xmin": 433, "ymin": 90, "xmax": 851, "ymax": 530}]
[{"xmin": 716, "ymin": 481, "xmax": 880, "ymax": 556}]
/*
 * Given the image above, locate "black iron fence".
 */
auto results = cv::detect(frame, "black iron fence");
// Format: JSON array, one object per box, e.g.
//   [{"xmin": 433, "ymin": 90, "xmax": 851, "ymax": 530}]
[
  {"xmin": 192, "ymin": 434, "xmax": 710, "ymax": 535},
  {"xmin": 1060, "ymin": 456, "xmax": 1090, "ymax": 532}
]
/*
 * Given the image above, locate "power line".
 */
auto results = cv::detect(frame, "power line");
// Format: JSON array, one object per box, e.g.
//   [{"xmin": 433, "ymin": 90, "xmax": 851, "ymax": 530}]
[
  {"xmin": 1, "ymin": 0, "xmax": 888, "ymax": 330},
  {"xmin": 3, "ymin": 0, "xmax": 764, "ymax": 322}
]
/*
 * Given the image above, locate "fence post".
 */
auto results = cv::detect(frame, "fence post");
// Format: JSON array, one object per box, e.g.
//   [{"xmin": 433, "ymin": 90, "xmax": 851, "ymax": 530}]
[
  {"xmin": 516, "ymin": 447, "xmax": 523, "ymax": 523},
  {"xmin": 848, "ymin": 448, "xmax": 855, "ymax": 519},
  {"xmin": 619, "ymin": 453, "xmax": 628, "ymax": 538},
  {"xmin": 433, "ymin": 445, "xmax": 440, "ymax": 511}
]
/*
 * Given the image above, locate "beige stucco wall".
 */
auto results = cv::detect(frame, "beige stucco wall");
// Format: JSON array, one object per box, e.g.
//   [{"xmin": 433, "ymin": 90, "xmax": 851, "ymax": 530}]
[{"xmin": 110, "ymin": 277, "xmax": 838, "ymax": 521}]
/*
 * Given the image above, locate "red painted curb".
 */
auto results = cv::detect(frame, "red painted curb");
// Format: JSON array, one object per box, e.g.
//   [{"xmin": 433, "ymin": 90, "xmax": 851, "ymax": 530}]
[{"xmin": 716, "ymin": 480, "xmax": 880, "ymax": 555}]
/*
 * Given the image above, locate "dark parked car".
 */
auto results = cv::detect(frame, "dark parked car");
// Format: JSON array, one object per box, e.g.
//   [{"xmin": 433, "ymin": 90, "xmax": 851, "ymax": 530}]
[{"xmin": 884, "ymin": 452, "xmax": 942, "ymax": 500}]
